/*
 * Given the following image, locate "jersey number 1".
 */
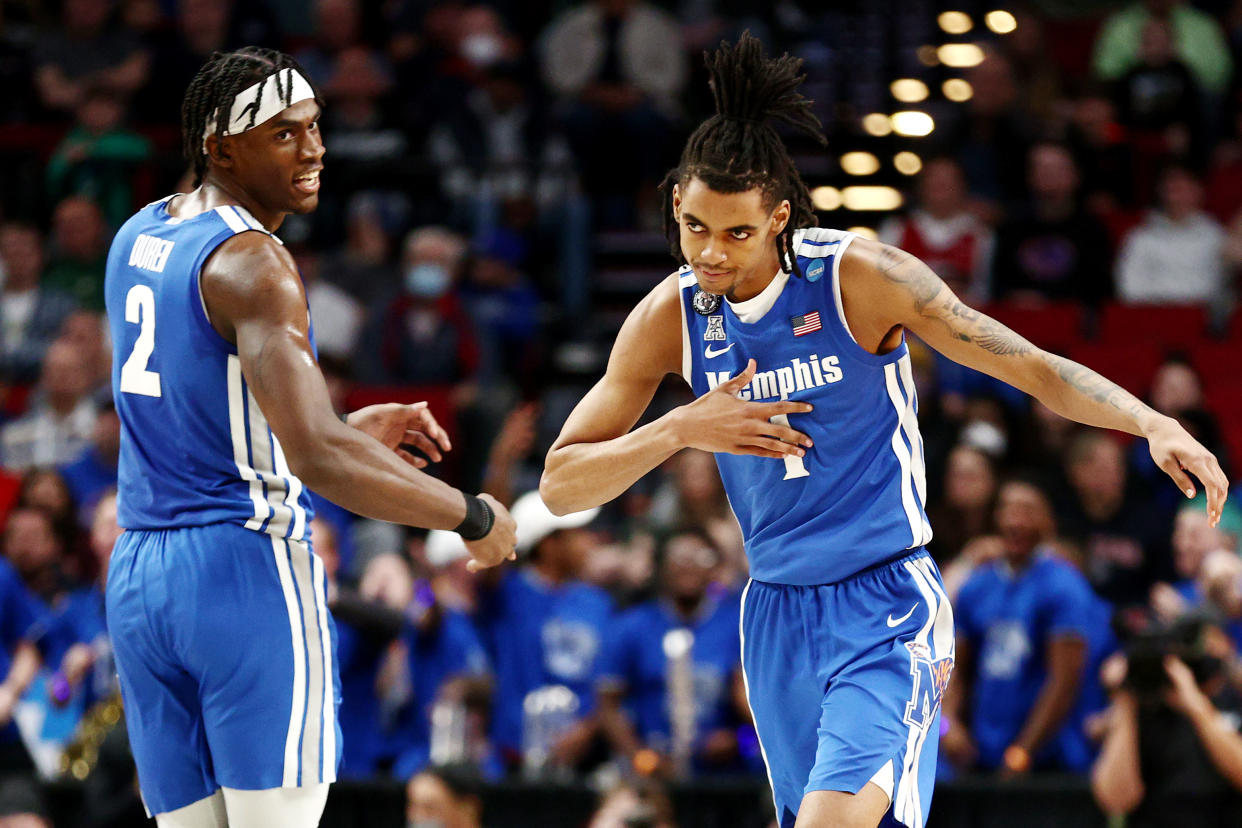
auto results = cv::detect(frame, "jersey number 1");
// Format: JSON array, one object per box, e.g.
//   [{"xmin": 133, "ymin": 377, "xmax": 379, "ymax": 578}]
[
  {"xmin": 119, "ymin": 285, "xmax": 161, "ymax": 397},
  {"xmin": 769, "ymin": 412, "xmax": 809, "ymax": 480}
]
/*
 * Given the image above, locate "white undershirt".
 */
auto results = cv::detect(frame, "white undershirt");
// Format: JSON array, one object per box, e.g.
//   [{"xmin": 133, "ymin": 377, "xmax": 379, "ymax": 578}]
[{"xmin": 725, "ymin": 268, "xmax": 788, "ymax": 323}]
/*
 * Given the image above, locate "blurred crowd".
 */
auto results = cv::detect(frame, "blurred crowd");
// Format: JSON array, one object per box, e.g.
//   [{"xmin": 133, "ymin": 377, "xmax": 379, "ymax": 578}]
[{"xmin": 3, "ymin": 0, "xmax": 1242, "ymax": 826}]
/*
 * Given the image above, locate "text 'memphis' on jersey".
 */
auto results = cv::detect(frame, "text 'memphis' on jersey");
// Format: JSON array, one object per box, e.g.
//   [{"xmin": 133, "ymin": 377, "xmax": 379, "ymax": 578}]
[
  {"xmin": 678, "ymin": 227, "xmax": 933, "ymax": 586},
  {"xmin": 105, "ymin": 197, "xmax": 314, "ymax": 540}
]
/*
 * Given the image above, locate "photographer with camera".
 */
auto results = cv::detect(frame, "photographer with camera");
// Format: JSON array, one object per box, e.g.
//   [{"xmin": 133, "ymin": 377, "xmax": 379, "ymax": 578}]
[{"xmin": 1091, "ymin": 614, "xmax": 1242, "ymax": 827}]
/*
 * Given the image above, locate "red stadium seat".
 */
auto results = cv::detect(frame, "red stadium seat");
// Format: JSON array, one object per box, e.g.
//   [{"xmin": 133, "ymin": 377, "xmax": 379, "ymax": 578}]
[
  {"xmin": 342, "ymin": 384, "xmax": 460, "ymax": 468},
  {"xmin": 984, "ymin": 302, "xmax": 1085, "ymax": 352},
  {"xmin": 1189, "ymin": 341, "xmax": 1242, "ymax": 392},
  {"xmin": 1068, "ymin": 341, "xmax": 1164, "ymax": 396},
  {"xmin": 1206, "ymin": 386, "xmax": 1242, "ymax": 424},
  {"xmin": 1098, "ymin": 303, "xmax": 1208, "ymax": 349}
]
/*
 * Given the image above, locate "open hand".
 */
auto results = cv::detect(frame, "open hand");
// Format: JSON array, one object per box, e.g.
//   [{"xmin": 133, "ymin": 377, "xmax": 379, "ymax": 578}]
[
  {"xmin": 1146, "ymin": 416, "xmax": 1228, "ymax": 527},
  {"xmin": 345, "ymin": 402, "xmax": 452, "ymax": 468},
  {"xmin": 677, "ymin": 359, "xmax": 813, "ymax": 459}
]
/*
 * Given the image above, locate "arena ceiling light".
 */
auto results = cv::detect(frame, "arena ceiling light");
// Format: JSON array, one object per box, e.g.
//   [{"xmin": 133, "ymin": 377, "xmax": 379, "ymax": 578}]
[
  {"xmin": 986, "ymin": 10, "xmax": 1017, "ymax": 34},
  {"xmin": 862, "ymin": 112, "xmax": 893, "ymax": 136},
  {"xmin": 842, "ymin": 186, "xmax": 904, "ymax": 211},
  {"xmin": 847, "ymin": 226, "xmax": 880, "ymax": 240},
  {"xmin": 943, "ymin": 78, "xmax": 973, "ymax": 102},
  {"xmin": 890, "ymin": 79, "xmax": 929, "ymax": 103},
  {"xmin": 840, "ymin": 152, "xmax": 880, "ymax": 176},
  {"xmin": 890, "ymin": 111, "xmax": 935, "ymax": 137},
  {"xmin": 938, "ymin": 11, "xmax": 972, "ymax": 34},
  {"xmin": 811, "ymin": 186, "xmax": 842, "ymax": 210},
  {"xmin": 937, "ymin": 43, "xmax": 985, "ymax": 68},
  {"xmin": 894, "ymin": 152, "xmax": 922, "ymax": 175}
]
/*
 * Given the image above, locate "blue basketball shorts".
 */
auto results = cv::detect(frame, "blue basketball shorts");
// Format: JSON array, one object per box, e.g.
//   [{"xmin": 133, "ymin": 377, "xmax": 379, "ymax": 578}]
[
  {"xmin": 106, "ymin": 523, "xmax": 341, "ymax": 816},
  {"xmin": 740, "ymin": 550, "xmax": 954, "ymax": 828}
]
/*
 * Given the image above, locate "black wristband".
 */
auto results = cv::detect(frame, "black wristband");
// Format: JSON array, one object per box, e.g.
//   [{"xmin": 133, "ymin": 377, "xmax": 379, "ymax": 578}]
[{"xmin": 455, "ymin": 494, "xmax": 494, "ymax": 541}]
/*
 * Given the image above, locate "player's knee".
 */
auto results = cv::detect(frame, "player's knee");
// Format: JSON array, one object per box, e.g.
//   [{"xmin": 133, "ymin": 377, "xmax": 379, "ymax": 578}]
[
  {"xmin": 154, "ymin": 791, "xmax": 227, "ymax": 828},
  {"xmin": 795, "ymin": 787, "xmax": 890, "ymax": 828},
  {"xmin": 221, "ymin": 784, "xmax": 329, "ymax": 828}
]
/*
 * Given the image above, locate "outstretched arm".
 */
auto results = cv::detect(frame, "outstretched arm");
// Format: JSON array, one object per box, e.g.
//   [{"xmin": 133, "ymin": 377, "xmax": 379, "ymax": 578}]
[
  {"xmin": 200, "ymin": 232, "xmax": 516, "ymax": 568},
  {"xmin": 540, "ymin": 275, "xmax": 813, "ymax": 515},
  {"xmin": 841, "ymin": 238, "xmax": 1229, "ymax": 525}
]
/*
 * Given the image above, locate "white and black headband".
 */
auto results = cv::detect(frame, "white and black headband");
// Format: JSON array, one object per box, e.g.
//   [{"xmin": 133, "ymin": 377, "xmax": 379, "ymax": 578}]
[{"xmin": 202, "ymin": 67, "xmax": 316, "ymax": 151}]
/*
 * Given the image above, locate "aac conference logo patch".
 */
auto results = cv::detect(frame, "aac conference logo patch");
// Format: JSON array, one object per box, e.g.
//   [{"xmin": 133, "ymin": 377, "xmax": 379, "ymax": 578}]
[{"xmin": 805, "ymin": 259, "xmax": 825, "ymax": 282}]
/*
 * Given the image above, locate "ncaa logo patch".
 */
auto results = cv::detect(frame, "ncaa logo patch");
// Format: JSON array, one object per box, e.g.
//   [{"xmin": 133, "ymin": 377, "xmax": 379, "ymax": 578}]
[{"xmin": 805, "ymin": 259, "xmax": 825, "ymax": 283}]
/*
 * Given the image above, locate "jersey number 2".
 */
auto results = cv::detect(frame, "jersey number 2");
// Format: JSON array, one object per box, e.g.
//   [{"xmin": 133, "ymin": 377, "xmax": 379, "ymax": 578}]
[{"xmin": 119, "ymin": 285, "xmax": 161, "ymax": 397}]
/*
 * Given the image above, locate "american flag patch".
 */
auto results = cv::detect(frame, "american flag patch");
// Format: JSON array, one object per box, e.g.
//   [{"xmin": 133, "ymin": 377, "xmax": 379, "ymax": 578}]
[{"xmin": 791, "ymin": 311, "xmax": 822, "ymax": 336}]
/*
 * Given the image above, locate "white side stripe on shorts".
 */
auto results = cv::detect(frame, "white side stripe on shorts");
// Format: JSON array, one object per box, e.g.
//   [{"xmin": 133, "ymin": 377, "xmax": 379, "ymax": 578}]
[
  {"xmin": 288, "ymin": 539, "xmax": 325, "ymax": 784},
  {"xmin": 312, "ymin": 551, "xmax": 336, "ymax": 783},
  {"xmin": 271, "ymin": 535, "xmax": 306, "ymax": 787},
  {"xmin": 737, "ymin": 580, "xmax": 780, "ymax": 819},
  {"xmin": 892, "ymin": 559, "xmax": 954, "ymax": 828}
]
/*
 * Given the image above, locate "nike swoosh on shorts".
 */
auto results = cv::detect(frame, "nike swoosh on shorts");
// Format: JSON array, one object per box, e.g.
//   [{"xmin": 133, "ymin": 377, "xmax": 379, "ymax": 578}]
[{"xmin": 886, "ymin": 604, "xmax": 918, "ymax": 627}]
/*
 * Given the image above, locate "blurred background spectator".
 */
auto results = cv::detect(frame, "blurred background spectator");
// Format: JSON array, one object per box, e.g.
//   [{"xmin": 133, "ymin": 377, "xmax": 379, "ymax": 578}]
[{"xmin": 4, "ymin": 1, "xmax": 1242, "ymax": 824}]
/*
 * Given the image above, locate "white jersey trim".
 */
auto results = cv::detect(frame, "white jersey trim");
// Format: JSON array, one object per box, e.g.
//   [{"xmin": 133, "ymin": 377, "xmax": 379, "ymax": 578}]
[
  {"xmin": 678, "ymin": 269, "xmax": 696, "ymax": 384},
  {"xmin": 884, "ymin": 362, "xmax": 923, "ymax": 548},
  {"xmin": 827, "ymin": 233, "xmax": 860, "ymax": 344},
  {"xmin": 214, "ymin": 205, "xmax": 249, "ymax": 233},
  {"xmin": 272, "ymin": 435, "xmax": 308, "ymax": 541},
  {"xmin": 227, "ymin": 356, "xmax": 271, "ymax": 530},
  {"xmin": 898, "ymin": 357, "xmax": 933, "ymax": 545}
]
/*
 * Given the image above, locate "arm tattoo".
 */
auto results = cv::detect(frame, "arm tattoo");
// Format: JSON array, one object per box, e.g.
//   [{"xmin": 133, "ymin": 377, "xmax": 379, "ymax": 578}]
[
  {"xmin": 874, "ymin": 244, "xmax": 1034, "ymax": 357},
  {"xmin": 871, "ymin": 241, "xmax": 1154, "ymax": 423},
  {"xmin": 1039, "ymin": 352, "xmax": 1152, "ymax": 421}
]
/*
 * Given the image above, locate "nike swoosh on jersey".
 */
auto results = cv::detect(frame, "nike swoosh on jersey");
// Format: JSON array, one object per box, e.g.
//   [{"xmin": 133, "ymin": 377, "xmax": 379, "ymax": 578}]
[
  {"xmin": 886, "ymin": 604, "xmax": 918, "ymax": 628},
  {"xmin": 704, "ymin": 343, "xmax": 735, "ymax": 358}
]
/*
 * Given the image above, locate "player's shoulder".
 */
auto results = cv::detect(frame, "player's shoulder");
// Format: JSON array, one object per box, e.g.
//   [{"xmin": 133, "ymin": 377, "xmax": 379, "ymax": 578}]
[
  {"xmin": 792, "ymin": 226, "xmax": 854, "ymax": 259},
  {"xmin": 608, "ymin": 267, "xmax": 688, "ymax": 380},
  {"xmin": 201, "ymin": 222, "xmax": 299, "ymax": 299}
]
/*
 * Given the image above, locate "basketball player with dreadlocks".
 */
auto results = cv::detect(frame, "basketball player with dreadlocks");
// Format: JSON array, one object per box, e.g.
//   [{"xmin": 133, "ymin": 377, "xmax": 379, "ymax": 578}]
[
  {"xmin": 541, "ymin": 34, "xmax": 1228, "ymax": 828},
  {"xmin": 103, "ymin": 47, "xmax": 517, "ymax": 827}
]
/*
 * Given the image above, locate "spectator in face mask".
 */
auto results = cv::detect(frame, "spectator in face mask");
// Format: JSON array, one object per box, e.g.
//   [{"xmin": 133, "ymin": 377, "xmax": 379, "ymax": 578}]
[{"xmin": 360, "ymin": 227, "xmax": 480, "ymax": 393}]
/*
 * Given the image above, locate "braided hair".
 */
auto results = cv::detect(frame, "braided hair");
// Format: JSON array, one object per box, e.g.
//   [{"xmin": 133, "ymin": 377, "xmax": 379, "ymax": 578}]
[
  {"xmin": 660, "ymin": 32, "xmax": 825, "ymax": 276},
  {"xmin": 181, "ymin": 47, "xmax": 322, "ymax": 187}
]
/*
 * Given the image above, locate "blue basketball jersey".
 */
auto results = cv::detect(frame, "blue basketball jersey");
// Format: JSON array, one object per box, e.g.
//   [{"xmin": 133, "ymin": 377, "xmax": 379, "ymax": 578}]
[
  {"xmin": 105, "ymin": 196, "xmax": 314, "ymax": 540},
  {"xmin": 678, "ymin": 227, "xmax": 932, "ymax": 585}
]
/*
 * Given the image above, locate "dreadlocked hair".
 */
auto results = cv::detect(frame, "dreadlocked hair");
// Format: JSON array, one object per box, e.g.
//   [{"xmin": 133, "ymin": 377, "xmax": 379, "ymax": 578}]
[
  {"xmin": 660, "ymin": 32, "xmax": 825, "ymax": 276},
  {"xmin": 181, "ymin": 47, "xmax": 322, "ymax": 187}
]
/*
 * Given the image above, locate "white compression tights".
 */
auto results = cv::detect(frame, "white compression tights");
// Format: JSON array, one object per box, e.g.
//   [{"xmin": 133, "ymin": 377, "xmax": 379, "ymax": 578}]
[{"xmin": 154, "ymin": 785, "xmax": 329, "ymax": 828}]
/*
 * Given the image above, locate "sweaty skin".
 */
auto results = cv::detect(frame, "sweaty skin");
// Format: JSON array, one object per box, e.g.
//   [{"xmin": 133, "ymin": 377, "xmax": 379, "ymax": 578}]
[{"xmin": 182, "ymin": 97, "xmax": 516, "ymax": 569}]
